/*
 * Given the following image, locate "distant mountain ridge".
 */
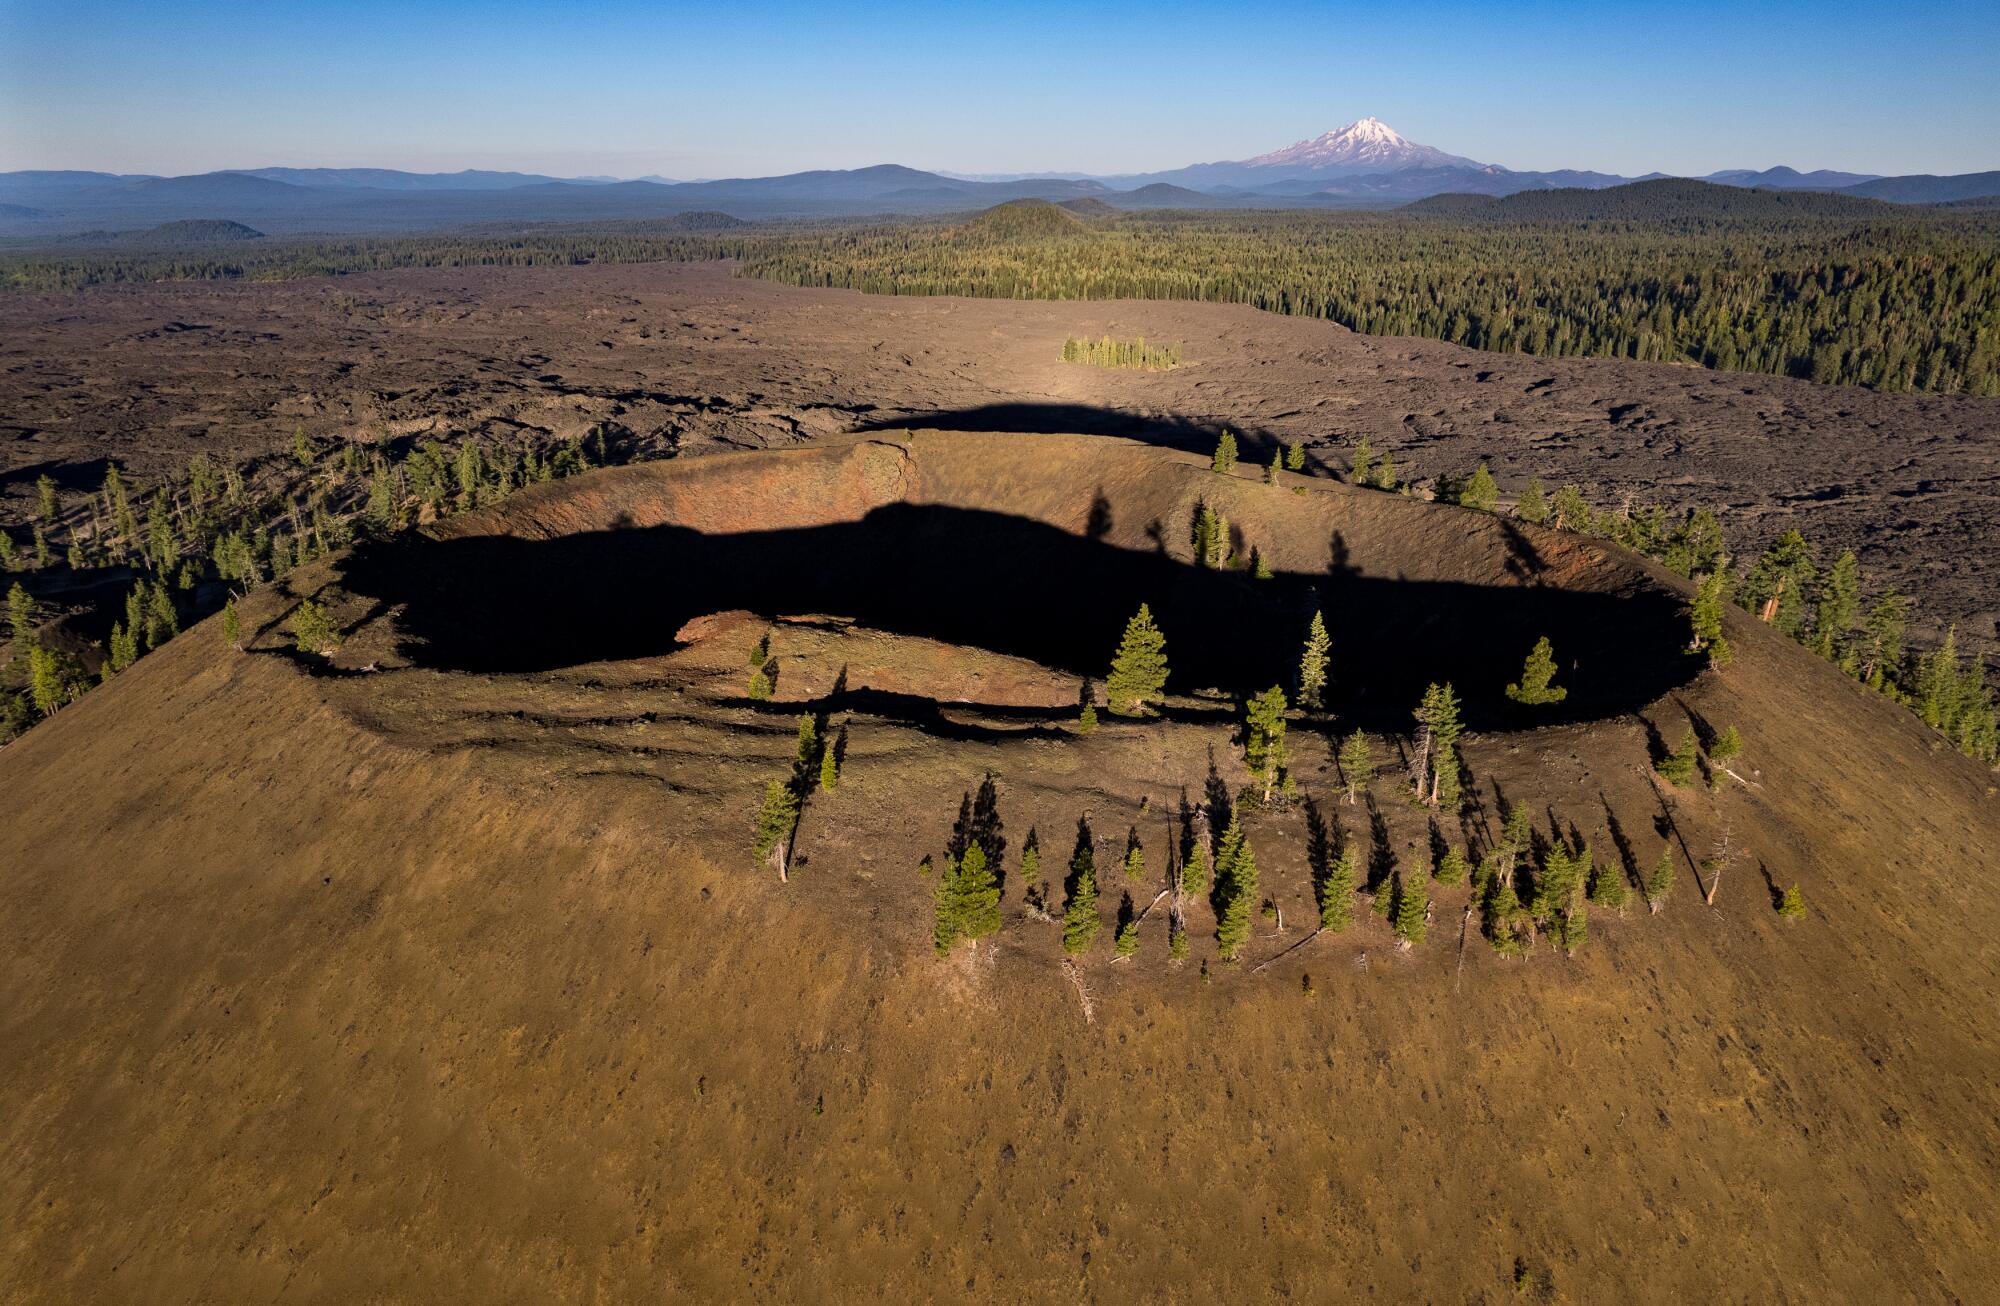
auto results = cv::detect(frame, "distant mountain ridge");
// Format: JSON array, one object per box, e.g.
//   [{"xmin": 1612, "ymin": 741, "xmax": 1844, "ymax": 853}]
[{"xmin": 0, "ymin": 120, "xmax": 1994, "ymax": 237}]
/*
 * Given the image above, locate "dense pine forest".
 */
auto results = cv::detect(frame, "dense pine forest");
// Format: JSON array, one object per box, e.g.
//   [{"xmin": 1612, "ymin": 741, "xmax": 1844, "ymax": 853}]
[{"xmin": 6, "ymin": 200, "xmax": 2000, "ymax": 394}]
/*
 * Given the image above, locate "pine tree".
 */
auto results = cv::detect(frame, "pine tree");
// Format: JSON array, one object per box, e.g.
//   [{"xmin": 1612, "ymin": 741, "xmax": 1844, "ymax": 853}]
[
  {"xmin": 795, "ymin": 713, "xmax": 819, "ymax": 771},
  {"xmin": 1777, "ymin": 884, "xmax": 1806, "ymax": 920},
  {"xmin": 1244, "ymin": 685, "xmax": 1290, "ymax": 803},
  {"xmin": 1587, "ymin": 850, "xmax": 1629, "ymax": 909},
  {"xmin": 1337, "ymin": 731, "xmax": 1375, "ymax": 803},
  {"xmin": 222, "ymin": 596, "xmax": 241, "ymax": 651},
  {"xmin": 1062, "ymin": 831, "xmax": 1101, "ymax": 956},
  {"xmin": 1105, "ymin": 604, "xmax": 1168, "ymax": 717},
  {"xmin": 1114, "ymin": 893, "xmax": 1140, "ymax": 958},
  {"xmin": 1657, "ymin": 728, "xmax": 1700, "ymax": 786},
  {"xmin": 1077, "ymin": 700, "xmax": 1098, "ymax": 734},
  {"xmin": 1434, "ymin": 846, "xmax": 1469, "ymax": 886},
  {"xmin": 1917, "ymin": 626, "xmax": 1963, "ymax": 730},
  {"xmin": 107, "ymin": 621, "xmax": 137, "ymax": 673},
  {"xmin": 1688, "ymin": 570, "xmax": 1731, "ymax": 665},
  {"xmin": 1211, "ymin": 430, "xmax": 1238, "ymax": 475},
  {"xmin": 1517, "ymin": 476, "xmax": 1549, "ymax": 524},
  {"xmin": 144, "ymin": 583, "xmax": 179, "ymax": 648},
  {"xmin": 1018, "ymin": 834, "xmax": 1041, "ymax": 903},
  {"xmin": 291, "ymin": 599, "xmax": 334, "ymax": 655},
  {"xmin": 1284, "ymin": 441, "xmax": 1305, "ymax": 472},
  {"xmin": 1812, "ymin": 549, "xmax": 1861, "ymax": 662},
  {"xmin": 292, "ymin": 425, "xmax": 314, "ymax": 467},
  {"xmin": 1505, "ymin": 636, "xmax": 1568, "ymax": 705},
  {"xmin": 1410, "ymin": 683, "xmax": 1463, "ymax": 807},
  {"xmin": 752, "ymin": 780, "xmax": 800, "ymax": 879},
  {"xmin": 1266, "ymin": 449, "xmax": 1282, "ymax": 485},
  {"xmin": 1392, "ymin": 869, "xmax": 1428, "ymax": 946},
  {"xmin": 932, "ymin": 860, "xmax": 963, "ymax": 956},
  {"xmin": 1317, "ymin": 847, "xmax": 1356, "ymax": 932},
  {"xmin": 28, "ymin": 643, "xmax": 71, "ymax": 716},
  {"xmin": 1298, "ymin": 611, "xmax": 1330, "ymax": 710},
  {"xmin": 1213, "ymin": 814, "xmax": 1258, "ymax": 962},
  {"xmin": 1123, "ymin": 836, "xmax": 1145, "ymax": 882},
  {"xmin": 1550, "ymin": 484, "xmax": 1592, "ymax": 531},
  {"xmin": 6, "ymin": 582, "xmax": 33, "ymax": 656},
  {"xmin": 819, "ymin": 731, "xmax": 840, "ymax": 791},
  {"xmin": 1861, "ymin": 592, "xmax": 1909, "ymax": 688},
  {"xmin": 1645, "ymin": 847, "xmax": 1676, "ymax": 913},
  {"xmin": 747, "ymin": 663, "xmax": 773, "ymax": 700},
  {"xmin": 36, "ymin": 474, "xmax": 58, "ymax": 523},
  {"xmin": 1459, "ymin": 462, "xmax": 1498, "ymax": 511},
  {"xmin": 1481, "ymin": 862, "xmax": 1527, "ymax": 955},
  {"xmin": 1168, "ymin": 910, "xmax": 1190, "ymax": 960},
  {"xmin": 1373, "ymin": 450, "xmax": 1399, "ymax": 491},
  {"xmin": 955, "ymin": 844, "xmax": 1002, "ymax": 943},
  {"xmin": 1182, "ymin": 839, "xmax": 1210, "ymax": 897},
  {"xmin": 1349, "ymin": 437, "xmax": 1374, "ymax": 486}
]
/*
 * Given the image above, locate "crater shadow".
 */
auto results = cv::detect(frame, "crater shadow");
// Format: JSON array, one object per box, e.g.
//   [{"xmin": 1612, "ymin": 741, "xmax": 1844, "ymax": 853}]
[{"xmin": 338, "ymin": 502, "xmax": 1695, "ymax": 732}]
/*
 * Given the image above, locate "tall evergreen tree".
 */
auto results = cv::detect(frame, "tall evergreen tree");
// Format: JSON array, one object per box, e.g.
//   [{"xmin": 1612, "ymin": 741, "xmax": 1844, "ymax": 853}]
[
  {"xmin": 1505, "ymin": 636, "xmax": 1568, "ymax": 705},
  {"xmin": 1213, "ymin": 813, "xmax": 1258, "ymax": 962},
  {"xmin": 1062, "ymin": 824, "xmax": 1101, "ymax": 956},
  {"xmin": 1211, "ymin": 430, "xmax": 1238, "ymax": 475},
  {"xmin": 1688, "ymin": 570, "xmax": 1732, "ymax": 666},
  {"xmin": 753, "ymin": 780, "xmax": 801, "ymax": 880},
  {"xmin": 1349, "ymin": 437, "xmax": 1375, "ymax": 486},
  {"xmin": 1392, "ymin": 869, "xmax": 1429, "ymax": 946},
  {"xmin": 222, "ymin": 596, "xmax": 241, "ymax": 651},
  {"xmin": 1317, "ymin": 846, "xmax": 1356, "ymax": 933},
  {"xmin": 1645, "ymin": 847, "xmax": 1676, "ymax": 913},
  {"xmin": 1337, "ymin": 731, "xmax": 1375, "ymax": 804},
  {"xmin": 1459, "ymin": 462, "xmax": 1498, "ymax": 512},
  {"xmin": 1812, "ymin": 549, "xmax": 1861, "ymax": 663},
  {"xmin": 6, "ymin": 582, "xmax": 33, "ymax": 657},
  {"xmin": 1244, "ymin": 685, "xmax": 1290, "ymax": 803},
  {"xmin": 955, "ymin": 844, "xmax": 1002, "ymax": 944},
  {"xmin": 1516, "ymin": 476, "xmax": 1549, "ymax": 525},
  {"xmin": 1860, "ymin": 591, "xmax": 1909, "ymax": 688},
  {"xmin": 1657, "ymin": 728, "xmax": 1700, "ymax": 786},
  {"xmin": 1284, "ymin": 441, "xmax": 1305, "ymax": 472},
  {"xmin": 1409, "ymin": 683, "xmax": 1463, "ymax": 808},
  {"xmin": 1266, "ymin": 449, "xmax": 1282, "ymax": 485},
  {"xmin": 1298, "ymin": 610, "xmax": 1330, "ymax": 710},
  {"xmin": 1105, "ymin": 604, "xmax": 1169, "ymax": 717}
]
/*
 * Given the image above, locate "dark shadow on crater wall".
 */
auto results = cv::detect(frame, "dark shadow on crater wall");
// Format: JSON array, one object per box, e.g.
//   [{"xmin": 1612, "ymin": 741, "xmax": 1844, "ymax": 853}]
[
  {"xmin": 338, "ymin": 502, "xmax": 1695, "ymax": 732},
  {"xmin": 851, "ymin": 403, "xmax": 1285, "ymax": 459}
]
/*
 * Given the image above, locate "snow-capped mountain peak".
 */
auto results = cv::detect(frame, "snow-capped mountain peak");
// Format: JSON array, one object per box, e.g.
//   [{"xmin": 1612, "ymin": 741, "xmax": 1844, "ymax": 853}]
[{"xmin": 1243, "ymin": 117, "xmax": 1481, "ymax": 173}]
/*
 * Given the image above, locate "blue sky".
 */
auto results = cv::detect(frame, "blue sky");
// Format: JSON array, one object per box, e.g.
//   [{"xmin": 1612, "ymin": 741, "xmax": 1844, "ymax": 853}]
[{"xmin": 2, "ymin": 0, "xmax": 1994, "ymax": 178}]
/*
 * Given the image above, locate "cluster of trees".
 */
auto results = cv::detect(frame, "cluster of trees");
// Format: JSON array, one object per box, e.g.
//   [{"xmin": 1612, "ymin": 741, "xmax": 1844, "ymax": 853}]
[
  {"xmin": 1426, "ymin": 457, "xmax": 1997, "ymax": 767},
  {"xmin": 724, "ymin": 209, "xmax": 2000, "ymax": 395},
  {"xmin": 0, "ymin": 425, "xmax": 624, "ymax": 742},
  {"xmin": 1059, "ymin": 335, "xmax": 1180, "ymax": 370}
]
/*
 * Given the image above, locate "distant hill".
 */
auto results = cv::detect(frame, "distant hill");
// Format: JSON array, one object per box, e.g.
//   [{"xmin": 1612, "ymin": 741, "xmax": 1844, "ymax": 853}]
[
  {"xmin": 1107, "ymin": 183, "xmax": 1218, "ymax": 208},
  {"xmin": 1056, "ymin": 197, "xmax": 1117, "ymax": 217},
  {"xmin": 1404, "ymin": 178, "xmax": 1904, "ymax": 222},
  {"xmin": 133, "ymin": 218, "xmax": 265, "ymax": 244},
  {"xmin": 957, "ymin": 199, "xmax": 1083, "ymax": 238},
  {"xmin": 1706, "ymin": 166, "xmax": 1881, "ymax": 190},
  {"xmin": 231, "ymin": 167, "xmax": 587, "ymax": 191},
  {"xmin": 1839, "ymin": 171, "xmax": 2000, "ymax": 204}
]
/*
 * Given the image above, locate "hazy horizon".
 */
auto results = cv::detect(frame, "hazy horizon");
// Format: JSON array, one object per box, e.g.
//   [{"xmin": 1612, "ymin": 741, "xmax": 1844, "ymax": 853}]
[{"xmin": 2, "ymin": 0, "xmax": 1996, "ymax": 179}]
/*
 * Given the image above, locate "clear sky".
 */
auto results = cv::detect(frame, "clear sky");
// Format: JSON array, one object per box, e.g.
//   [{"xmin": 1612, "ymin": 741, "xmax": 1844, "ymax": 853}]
[{"xmin": 2, "ymin": 0, "xmax": 1994, "ymax": 179}]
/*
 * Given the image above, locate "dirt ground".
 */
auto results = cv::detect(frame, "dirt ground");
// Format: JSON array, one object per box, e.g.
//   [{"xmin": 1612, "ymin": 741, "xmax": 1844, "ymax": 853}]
[
  {"xmin": 2, "ymin": 260, "xmax": 1996, "ymax": 652},
  {"xmin": 4, "ymin": 432, "xmax": 1998, "ymax": 1302}
]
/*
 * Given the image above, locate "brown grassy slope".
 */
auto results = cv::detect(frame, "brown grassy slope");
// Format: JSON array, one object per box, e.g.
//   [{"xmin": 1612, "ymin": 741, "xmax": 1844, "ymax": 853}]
[{"xmin": 3, "ymin": 433, "xmax": 1998, "ymax": 1303}]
